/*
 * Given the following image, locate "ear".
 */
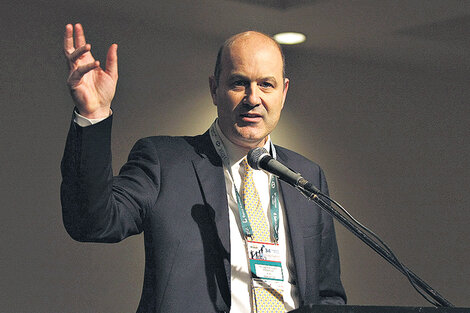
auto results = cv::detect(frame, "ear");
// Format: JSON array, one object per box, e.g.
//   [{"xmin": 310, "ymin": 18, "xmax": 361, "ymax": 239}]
[
  {"xmin": 209, "ymin": 76, "xmax": 218, "ymax": 106},
  {"xmin": 281, "ymin": 77, "xmax": 289, "ymax": 108}
]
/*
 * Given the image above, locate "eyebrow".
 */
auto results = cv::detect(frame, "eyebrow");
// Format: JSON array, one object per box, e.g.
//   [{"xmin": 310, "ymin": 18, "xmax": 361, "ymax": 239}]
[{"xmin": 228, "ymin": 74, "xmax": 278, "ymax": 84}]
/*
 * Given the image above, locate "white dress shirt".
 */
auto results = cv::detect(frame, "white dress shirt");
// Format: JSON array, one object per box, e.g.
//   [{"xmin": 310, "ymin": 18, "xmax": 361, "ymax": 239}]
[{"xmin": 212, "ymin": 122, "xmax": 298, "ymax": 312}]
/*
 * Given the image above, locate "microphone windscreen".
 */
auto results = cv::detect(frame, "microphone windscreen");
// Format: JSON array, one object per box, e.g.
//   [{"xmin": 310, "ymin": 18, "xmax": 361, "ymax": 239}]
[{"xmin": 247, "ymin": 147, "xmax": 269, "ymax": 170}]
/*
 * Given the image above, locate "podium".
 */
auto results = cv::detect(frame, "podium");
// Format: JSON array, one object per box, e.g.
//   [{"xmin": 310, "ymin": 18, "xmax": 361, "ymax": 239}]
[{"xmin": 290, "ymin": 305, "xmax": 470, "ymax": 313}]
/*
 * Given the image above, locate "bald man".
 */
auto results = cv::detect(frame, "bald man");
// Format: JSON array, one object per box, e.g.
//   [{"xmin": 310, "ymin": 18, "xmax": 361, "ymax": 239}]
[{"xmin": 61, "ymin": 24, "xmax": 346, "ymax": 312}]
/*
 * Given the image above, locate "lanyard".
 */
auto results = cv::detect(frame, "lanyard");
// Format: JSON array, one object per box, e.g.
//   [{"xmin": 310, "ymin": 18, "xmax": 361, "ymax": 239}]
[{"xmin": 209, "ymin": 121, "xmax": 281, "ymax": 242}]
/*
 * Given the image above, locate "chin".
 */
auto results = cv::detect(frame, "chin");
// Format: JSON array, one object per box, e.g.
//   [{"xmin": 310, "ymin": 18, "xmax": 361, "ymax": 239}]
[{"xmin": 234, "ymin": 129, "xmax": 267, "ymax": 146}]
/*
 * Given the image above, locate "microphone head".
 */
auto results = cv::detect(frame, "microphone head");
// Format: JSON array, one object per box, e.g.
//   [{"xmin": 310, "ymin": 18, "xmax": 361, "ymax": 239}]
[{"xmin": 247, "ymin": 147, "xmax": 269, "ymax": 170}]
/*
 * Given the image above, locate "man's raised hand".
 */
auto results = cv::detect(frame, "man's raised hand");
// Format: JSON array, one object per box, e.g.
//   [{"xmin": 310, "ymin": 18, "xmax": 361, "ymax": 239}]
[{"xmin": 64, "ymin": 23, "xmax": 118, "ymax": 119}]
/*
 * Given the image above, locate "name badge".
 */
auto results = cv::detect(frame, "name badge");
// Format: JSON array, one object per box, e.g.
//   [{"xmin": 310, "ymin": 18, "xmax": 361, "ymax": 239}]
[{"xmin": 247, "ymin": 241, "xmax": 284, "ymax": 288}]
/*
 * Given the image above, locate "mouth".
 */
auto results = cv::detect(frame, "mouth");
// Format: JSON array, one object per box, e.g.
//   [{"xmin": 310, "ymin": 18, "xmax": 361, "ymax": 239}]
[{"xmin": 240, "ymin": 112, "xmax": 263, "ymax": 123}]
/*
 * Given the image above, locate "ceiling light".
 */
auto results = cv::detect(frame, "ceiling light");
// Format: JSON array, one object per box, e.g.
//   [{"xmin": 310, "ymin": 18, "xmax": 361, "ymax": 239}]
[{"xmin": 273, "ymin": 32, "xmax": 306, "ymax": 45}]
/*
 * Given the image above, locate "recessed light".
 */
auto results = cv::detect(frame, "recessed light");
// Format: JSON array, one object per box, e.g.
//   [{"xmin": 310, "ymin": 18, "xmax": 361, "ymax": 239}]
[{"xmin": 273, "ymin": 32, "xmax": 306, "ymax": 45}]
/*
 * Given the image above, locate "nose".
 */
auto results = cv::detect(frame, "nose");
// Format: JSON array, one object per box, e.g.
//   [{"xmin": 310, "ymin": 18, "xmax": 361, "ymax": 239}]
[{"xmin": 244, "ymin": 82, "xmax": 261, "ymax": 106}]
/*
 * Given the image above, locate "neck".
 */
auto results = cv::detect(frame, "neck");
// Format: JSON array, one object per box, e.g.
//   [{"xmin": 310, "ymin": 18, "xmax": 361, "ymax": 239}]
[
  {"xmin": 216, "ymin": 122, "xmax": 269, "ymax": 155},
  {"xmin": 214, "ymin": 122, "xmax": 269, "ymax": 159},
  {"xmin": 227, "ymin": 136, "xmax": 267, "ymax": 155}
]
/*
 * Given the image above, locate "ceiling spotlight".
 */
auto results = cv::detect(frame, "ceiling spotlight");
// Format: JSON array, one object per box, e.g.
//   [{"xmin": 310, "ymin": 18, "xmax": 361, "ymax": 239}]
[{"xmin": 273, "ymin": 32, "xmax": 306, "ymax": 45}]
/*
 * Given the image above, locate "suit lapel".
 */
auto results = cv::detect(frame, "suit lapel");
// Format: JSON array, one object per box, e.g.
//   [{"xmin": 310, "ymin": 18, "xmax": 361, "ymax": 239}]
[
  {"xmin": 191, "ymin": 153, "xmax": 230, "ymax": 255},
  {"xmin": 277, "ymin": 150, "xmax": 307, "ymax": 303},
  {"xmin": 189, "ymin": 132, "xmax": 231, "ymax": 308}
]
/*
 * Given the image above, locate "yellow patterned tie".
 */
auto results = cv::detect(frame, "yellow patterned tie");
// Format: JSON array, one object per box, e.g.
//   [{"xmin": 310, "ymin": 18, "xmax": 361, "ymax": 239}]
[{"xmin": 241, "ymin": 158, "xmax": 285, "ymax": 313}]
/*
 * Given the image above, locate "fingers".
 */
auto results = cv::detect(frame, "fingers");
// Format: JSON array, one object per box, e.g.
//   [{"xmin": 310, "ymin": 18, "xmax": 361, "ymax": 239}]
[
  {"xmin": 67, "ymin": 61, "xmax": 100, "ymax": 86},
  {"xmin": 74, "ymin": 23, "xmax": 87, "ymax": 49},
  {"xmin": 63, "ymin": 23, "xmax": 118, "ymax": 83},
  {"xmin": 64, "ymin": 24, "xmax": 74, "ymax": 54},
  {"xmin": 77, "ymin": 60, "xmax": 99, "ymax": 76},
  {"xmin": 64, "ymin": 23, "xmax": 88, "ymax": 53},
  {"xmin": 67, "ymin": 43, "xmax": 91, "ymax": 63},
  {"xmin": 105, "ymin": 44, "xmax": 118, "ymax": 80},
  {"xmin": 64, "ymin": 23, "xmax": 87, "ymax": 52}
]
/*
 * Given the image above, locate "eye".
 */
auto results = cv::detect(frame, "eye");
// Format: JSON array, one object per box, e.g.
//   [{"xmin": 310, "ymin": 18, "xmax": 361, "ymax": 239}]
[
  {"xmin": 231, "ymin": 80, "xmax": 248, "ymax": 89},
  {"xmin": 259, "ymin": 81, "xmax": 274, "ymax": 88}
]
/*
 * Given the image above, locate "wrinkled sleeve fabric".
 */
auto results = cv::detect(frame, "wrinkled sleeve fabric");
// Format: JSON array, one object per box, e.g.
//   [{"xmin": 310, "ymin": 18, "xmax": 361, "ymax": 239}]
[{"xmin": 60, "ymin": 113, "xmax": 160, "ymax": 243}]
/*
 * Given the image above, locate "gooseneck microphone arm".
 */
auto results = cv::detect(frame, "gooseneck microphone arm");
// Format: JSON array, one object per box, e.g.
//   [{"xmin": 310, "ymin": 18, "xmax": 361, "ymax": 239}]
[{"xmin": 247, "ymin": 147, "xmax": 454, "ymax": 308}]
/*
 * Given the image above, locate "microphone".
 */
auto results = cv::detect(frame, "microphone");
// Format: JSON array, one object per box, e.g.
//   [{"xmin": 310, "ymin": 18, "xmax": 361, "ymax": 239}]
[
  {"xmin": 248, "ymin": 147, "xmax": 455, "ymax": 308},
  {"xmin": 247, "ymin": 147, "xmax": 321, "ymax": 194}
]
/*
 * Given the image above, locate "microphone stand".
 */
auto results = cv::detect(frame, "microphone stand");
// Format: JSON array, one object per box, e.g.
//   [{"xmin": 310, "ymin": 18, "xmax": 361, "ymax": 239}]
[{"xmin": 296, "ymin": 183, "xmax": 454, "ymax": 307}]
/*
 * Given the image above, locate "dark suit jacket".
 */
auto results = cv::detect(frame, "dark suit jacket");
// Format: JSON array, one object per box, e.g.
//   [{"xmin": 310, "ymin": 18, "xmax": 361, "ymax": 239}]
[{"xmin": 61, "ymin": 115, "xmax": 346, "ymax": 312}]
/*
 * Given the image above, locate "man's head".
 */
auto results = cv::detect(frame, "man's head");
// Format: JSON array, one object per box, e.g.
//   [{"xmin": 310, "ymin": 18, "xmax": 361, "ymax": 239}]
[{"xmin": 209, "ymin": 31, "xmax": 289, "ymax": 151}]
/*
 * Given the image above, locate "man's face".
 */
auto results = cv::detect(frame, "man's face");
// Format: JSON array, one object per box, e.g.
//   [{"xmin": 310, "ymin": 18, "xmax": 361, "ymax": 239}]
[{"xmin": 209, "ymin": 34, "xmax": 289, "ymax": 150}]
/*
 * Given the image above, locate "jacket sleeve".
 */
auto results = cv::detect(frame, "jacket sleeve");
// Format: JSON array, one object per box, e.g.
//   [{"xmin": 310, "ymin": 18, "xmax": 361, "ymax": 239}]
[{"xmin": 60, "ymin": 114, "xmax": 160, "ymax": 243}]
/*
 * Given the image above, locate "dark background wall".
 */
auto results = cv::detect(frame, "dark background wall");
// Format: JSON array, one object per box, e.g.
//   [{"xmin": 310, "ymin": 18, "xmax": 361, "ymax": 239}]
[{"xmin": 1, "ymin": 0, "xmax": 469, "ymax": 311}]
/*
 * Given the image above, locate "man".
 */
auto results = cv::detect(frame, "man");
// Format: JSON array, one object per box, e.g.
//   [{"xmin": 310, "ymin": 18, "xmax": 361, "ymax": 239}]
[{"xmin": 61, "ymin": 23, "xmax": 346, "ymax": 312}]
